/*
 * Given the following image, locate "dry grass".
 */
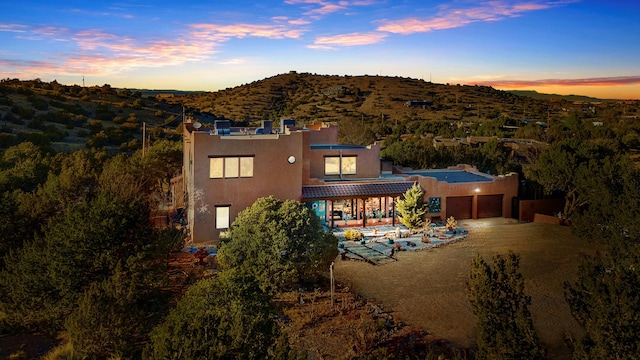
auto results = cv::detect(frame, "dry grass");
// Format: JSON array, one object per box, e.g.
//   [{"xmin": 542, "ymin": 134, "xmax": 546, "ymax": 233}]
[
  {"xmin": 275, "ymin": 288, "xmax": 461, "ymax": 359},
  {"xmin": 334, "ymin": 218, "xmax": 597, "ymax": 359}
]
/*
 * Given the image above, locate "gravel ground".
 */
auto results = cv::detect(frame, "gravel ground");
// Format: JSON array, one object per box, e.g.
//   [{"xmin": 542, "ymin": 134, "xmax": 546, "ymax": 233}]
[{"xmin": 333, "ymin": 218, "xmax": 596, "ymax": 359}]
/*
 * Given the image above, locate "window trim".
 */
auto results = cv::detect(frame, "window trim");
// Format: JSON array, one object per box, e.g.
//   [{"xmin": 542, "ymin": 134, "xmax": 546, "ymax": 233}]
[
  {"xmin": 209, "ymin": 155, "xmax": 254, "ymax": 179},
  {"xmin": 215, "ymin": 205, "xmax": 231, "ymax": 230},
  {"xmin": 324, "ymin": 155, "xmax": 357, "ymax": 176}
]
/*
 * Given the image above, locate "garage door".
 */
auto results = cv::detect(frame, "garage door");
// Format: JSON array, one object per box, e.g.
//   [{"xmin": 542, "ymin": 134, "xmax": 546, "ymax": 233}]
[
  {"xmin": 446, "ymin": 196, "xmax": 472, "ymax": 219},
  {"xmin": 478, "ymin": 194, "xmax": 503, "ymax": 218}
]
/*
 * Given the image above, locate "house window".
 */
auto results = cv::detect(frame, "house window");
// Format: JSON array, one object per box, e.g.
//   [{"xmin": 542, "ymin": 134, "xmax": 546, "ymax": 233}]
[
  {"xmin": 324, "ymin": 157, "xmax": 340, "ymax": 175},
  {"xmin": 225, "ymin": 157, "xmax": 239, "ymax": 178},
  {"xmin": 210, "ymin": 158, "xmax": 223, "ymax": 178},
  {"xmin": 215, "ymin": 206, "xmax": 230, "ymax": 229},
  {"xmin": 209, "ymin": 156, "xmax": 254, "ymax": 178},
  {"xmin": 324, "ymin": 156, "xmax": 357, "ymax": 176},
  {"xmin": 240, "ymin": 157, "xmax": 253, "ymax": 177},
  {"xmin": 342, "ymin": 156, "xmax": 357, "ymax": 175}
]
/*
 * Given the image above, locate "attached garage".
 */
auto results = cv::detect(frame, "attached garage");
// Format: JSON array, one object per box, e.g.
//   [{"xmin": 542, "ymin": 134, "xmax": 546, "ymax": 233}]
[
  {"xmin": 446, "ymin": 196, "xmax": 472, "ymax": 219},
  {"xmin": 477, "ymin": 194, "xmax": 503, "ymax": 218}
]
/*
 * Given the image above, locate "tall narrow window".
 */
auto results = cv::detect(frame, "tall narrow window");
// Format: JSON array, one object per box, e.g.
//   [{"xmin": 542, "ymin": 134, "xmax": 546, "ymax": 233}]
[
  {"xmin": 225, "ymin": 157, "xmax": 239, "ymax": 178},
  {"xmin": 215, "ymin": 206, "xmax": 230, "ymax": 229},
  {"xmin": 210, "ymin": 158, "xmax": 223, "ymax": 178},
  {"xmin": 240, "ymin": 157, "xmax": 253, "ymax": 177}
]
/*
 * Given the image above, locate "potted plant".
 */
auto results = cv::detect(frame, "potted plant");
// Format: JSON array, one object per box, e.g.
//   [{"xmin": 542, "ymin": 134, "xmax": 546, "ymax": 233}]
[{"xmin": 342, "ymin": 213, "xmax": 353, "ymax": 226}]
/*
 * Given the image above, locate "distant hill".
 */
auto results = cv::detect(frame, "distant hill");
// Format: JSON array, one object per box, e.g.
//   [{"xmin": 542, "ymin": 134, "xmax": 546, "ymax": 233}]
[
  {"xmin": 167, "ymin": 73, "xmax": 629, "ymax": 128},
  {"xmin": 0, "ymin": 79, "xmax": 183, "ymax": 152},
  {"xmin": 169, "ymin": 72, "xmax": 542, "ymax": 125},
  {"xmin": 2, "ymin": 75, "xmax": 636, "ymax": 152},
  {"xmin": 506, "ymin": 90, "xmax": 613, "ymax": 103}
]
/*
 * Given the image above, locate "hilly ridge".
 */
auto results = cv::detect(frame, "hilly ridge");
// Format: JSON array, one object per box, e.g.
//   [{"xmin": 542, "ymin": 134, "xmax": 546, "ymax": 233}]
[
  {"xmin": 167, "ymin": 72, "xmax": 632, "ymax": 128},
  {"xmin": 171, "ymin": 72, "xmax": 541, "ymax": 124},
  {"xmin": 2, "ymin": 75, "xmax": 637, "ymax": 152}
]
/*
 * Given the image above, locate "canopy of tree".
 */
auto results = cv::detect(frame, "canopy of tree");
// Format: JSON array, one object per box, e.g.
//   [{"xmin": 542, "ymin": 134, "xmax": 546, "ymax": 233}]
[
  {"xmin": 0, "ymin": 140, "xmax": 184, "ymax": 359},
  {"xmin": 466, "ymin": 252, "xmax": 544, "ymax": 360},
  {"xmin": 217, "ymin": 196, "xmax": 338, "ymax": 293},
  {"xmin": 145, "ymin": 269, "xmax": 279, "ymax": 360}
]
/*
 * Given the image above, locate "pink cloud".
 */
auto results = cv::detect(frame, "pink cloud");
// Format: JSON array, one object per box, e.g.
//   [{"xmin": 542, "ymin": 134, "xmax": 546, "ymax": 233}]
[
  {"xmin": 285, "ymin": 0, "xmax": 376, "ymax": 17},
  {"xmin": 471, "ymin": 76, "xmax": 640, "ymax": 88},
  {"xmin": 311, "ymin": 32, "xmax": 386, "ymax": 48},
  {"xmin": 1, "ymin": 19, "xmax": 308, "ymax": 79},
  {"xmin": 378, "ymin": 1, "xmax": 574, "ymax": 34},
  {"xmin": 189, "ymin": 23, "xmax": 305, "ymax": 40},
  {"xmin": 32, "ymin": 26, "xmax": 71, "ymax": 38}
]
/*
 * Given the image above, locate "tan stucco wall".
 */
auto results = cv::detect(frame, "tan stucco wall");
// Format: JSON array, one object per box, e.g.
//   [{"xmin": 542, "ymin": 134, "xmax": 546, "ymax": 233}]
[
  {"xmin": 308, "ymin": 123, "xmax": 338, "ymax": 144},
  {"xmin": 308, "ymin": 142, "xmax": 382, "ymax": 180},
  {"xmin": 189, "ymin": 131, "xmax": 306, "ymax": 242},
  {"xmin": 413, "ymin": 171, "xmax": 519, "ymax": 220},
  {"xmin": 182, "ymin": 124, "xmax": 520, "ymax": 243}
]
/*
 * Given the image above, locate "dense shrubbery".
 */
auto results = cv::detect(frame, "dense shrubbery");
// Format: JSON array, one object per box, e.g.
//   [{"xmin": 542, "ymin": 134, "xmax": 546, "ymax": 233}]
[
  {"xmin": 145, "ymin": 269, "xmax": 279, "ymax": 359},
  {"xmin": 0, "ymin": 139, "xmax": 184, "ymax": 358}
]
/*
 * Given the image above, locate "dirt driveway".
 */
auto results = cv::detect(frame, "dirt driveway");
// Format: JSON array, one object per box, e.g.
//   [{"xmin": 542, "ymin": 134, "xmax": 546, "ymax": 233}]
[{"xmin": 333, "ymin": 218, "xmax": 596, "ymax": 359}]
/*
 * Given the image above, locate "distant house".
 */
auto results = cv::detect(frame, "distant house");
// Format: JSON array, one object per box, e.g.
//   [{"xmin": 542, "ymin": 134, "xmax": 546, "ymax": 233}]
[
  {"xmin": 405, "ymin": 100, "xmax": 433, "ymax": 109},
  {"xmin": 174, "ymin": 119, "xmax": 518, "ymax": 243},
  {"xmin": 324, "ymin": 86, "xmax": 349, "ymax": 96}
]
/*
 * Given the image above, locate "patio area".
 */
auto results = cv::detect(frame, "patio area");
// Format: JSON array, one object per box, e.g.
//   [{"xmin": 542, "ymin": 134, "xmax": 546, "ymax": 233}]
[{"xmin": 333, "ymin": 221, "xmax": 469, "ymax": 265}]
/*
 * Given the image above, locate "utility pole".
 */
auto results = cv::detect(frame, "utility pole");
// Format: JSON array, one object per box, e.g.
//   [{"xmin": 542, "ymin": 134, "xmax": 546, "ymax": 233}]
[
  {"xmin": 330, "ymin": 262, "xmax": 335, "ymax": 306},
  {"xmin": 142, "ymin": 122, "xmax": 146, "ymax": 157}
]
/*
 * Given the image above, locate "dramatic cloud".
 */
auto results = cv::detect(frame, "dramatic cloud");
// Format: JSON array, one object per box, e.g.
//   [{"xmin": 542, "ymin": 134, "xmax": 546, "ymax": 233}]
[
  {"xmin": 378, "ymin": 1, "xmax": 574, "ymax": 34},
  {"xmin": 0, "ymin": 20, "xmax": 306, "ymax": 78},
  {"xmin": 472, "ymin": 75, "xmax": 640, "ymax": 88},
  {"xmin": 309, "ymin": 31, "xmax": 386, "ymax": 49}
]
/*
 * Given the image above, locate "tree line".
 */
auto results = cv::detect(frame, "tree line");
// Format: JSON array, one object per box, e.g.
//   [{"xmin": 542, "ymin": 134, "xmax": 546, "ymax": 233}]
[
  {"xmin": 462, "ymin": 116, "xmax": 640, "ymax": 358},
  {"xmin": 0, "ymin": 140, "xmax": 185, "ymax": 358}
]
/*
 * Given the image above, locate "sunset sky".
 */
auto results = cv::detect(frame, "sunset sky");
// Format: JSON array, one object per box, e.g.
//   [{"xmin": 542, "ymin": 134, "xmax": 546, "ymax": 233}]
[{"xmin": 1, "ymin": 1, "xmax": 639, "ymax": 99}]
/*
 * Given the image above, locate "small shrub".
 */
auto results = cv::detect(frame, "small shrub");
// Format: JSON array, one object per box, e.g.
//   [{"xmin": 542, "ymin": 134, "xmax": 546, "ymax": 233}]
[
  {"xmin": 88, "ymin": 120, "xmax": 103, "ymax": 134},
  {"xmin": 343, "ymin": 229, "xmax": 364, "ymax": 241},
  {"xmin": 41, "ymin": 342, "xmax": 74, "ymax": 360},
  {"xmin": 9, "ymin": 350, "xmax": 27, "ymax": 360}
]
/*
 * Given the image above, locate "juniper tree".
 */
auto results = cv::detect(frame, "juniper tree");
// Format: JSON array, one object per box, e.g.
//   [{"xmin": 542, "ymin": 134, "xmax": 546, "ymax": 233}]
[
  {"xmin": 565, "ymin": 237, "xmax": 640, "ymax": 358},
  {"xmin": 145, "ymin": 269, "xmax": 279, "ymax": 360},
  {"xmin": 395, "ymin": 182, "xmax": 427, "ymax": 230},
  {"xmin": 466, "ymin": 252, "xmax": 544, "ymax": 360},
  {"xmin": 217, "ymin": 196, "xmax": 338, "ymax": 293}
]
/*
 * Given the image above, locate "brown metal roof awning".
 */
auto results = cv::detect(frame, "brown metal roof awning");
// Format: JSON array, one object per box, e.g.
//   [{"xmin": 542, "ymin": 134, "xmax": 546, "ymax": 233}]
[{"xmin": 302, "ymin": 181, "xmax": 416, "ymax": 201}]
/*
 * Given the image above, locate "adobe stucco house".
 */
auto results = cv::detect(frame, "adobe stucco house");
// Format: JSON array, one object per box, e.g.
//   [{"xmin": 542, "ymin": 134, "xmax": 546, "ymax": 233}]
[{"xmin": 174, "ymin": 119, "xmax": 518, "ymax": 243}]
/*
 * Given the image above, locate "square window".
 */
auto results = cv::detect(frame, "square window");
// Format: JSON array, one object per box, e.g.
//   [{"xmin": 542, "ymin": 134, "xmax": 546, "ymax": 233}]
[
  {"xmin": 324, "ymin": 157, "xmax": 340, "ymax": 175},
  {"xmin": 342, "ymin": 156, "xmax": 357, "ymax": 175}
]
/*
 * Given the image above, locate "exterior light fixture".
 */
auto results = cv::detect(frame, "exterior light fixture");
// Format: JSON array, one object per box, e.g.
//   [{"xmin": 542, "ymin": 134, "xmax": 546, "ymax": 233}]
[
  {"xmin": 474, "ymin": 188, "xmax": 481, "ymax": 193},
  {"xmin": 287, "ymin": 155, "xmax": 296, "ymax": 164}
]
